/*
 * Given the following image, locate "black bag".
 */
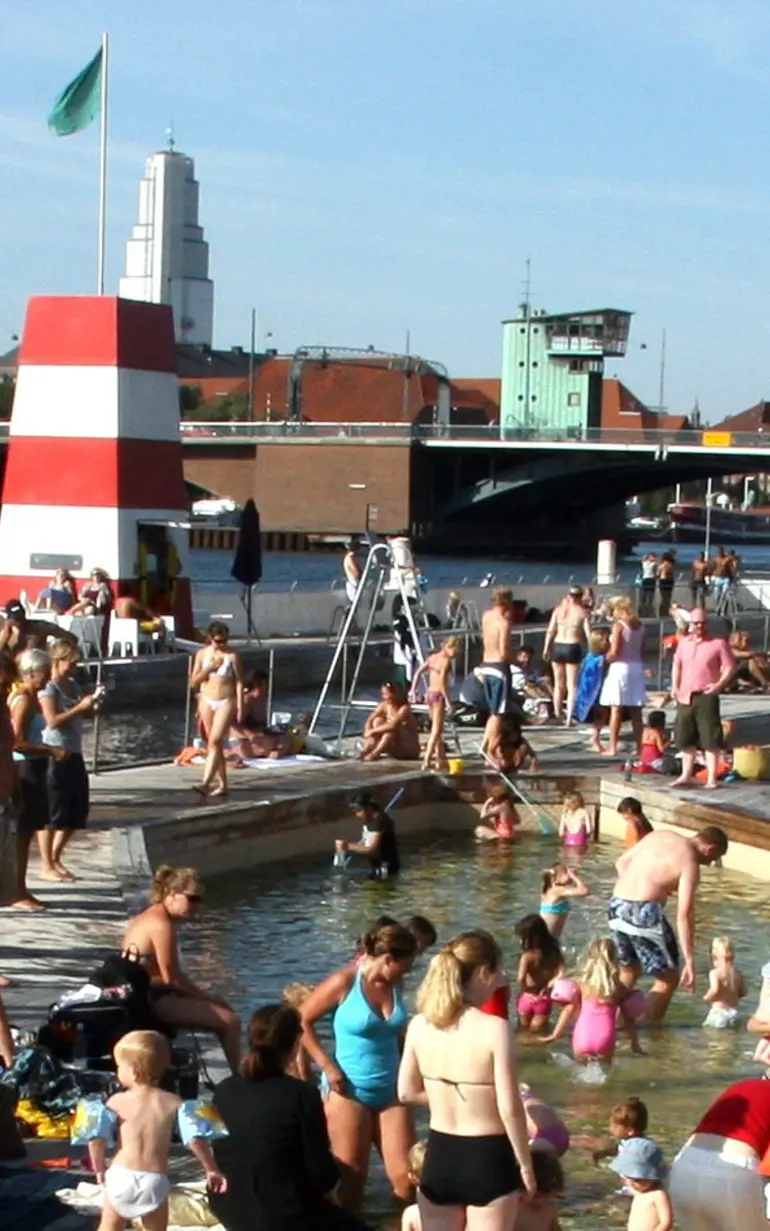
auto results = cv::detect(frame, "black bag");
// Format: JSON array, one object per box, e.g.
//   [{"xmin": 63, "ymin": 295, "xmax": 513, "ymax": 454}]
[{"xmin": 89, "ymin": 948, "xmax": 151, "ymax": 1002}]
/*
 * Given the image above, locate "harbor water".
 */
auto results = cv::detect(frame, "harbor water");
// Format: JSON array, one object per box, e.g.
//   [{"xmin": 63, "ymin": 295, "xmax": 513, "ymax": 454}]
[
  {"xmin": 189, "ymin": 541, "xmax": 770, "ymax": 594},
  {"xmin": 181, "ymin": 825, "xmax": 768, "ymax": 1230},
  {"xmin": 85, "ymin": 541, "xmax": 770, "ymax": 767}
]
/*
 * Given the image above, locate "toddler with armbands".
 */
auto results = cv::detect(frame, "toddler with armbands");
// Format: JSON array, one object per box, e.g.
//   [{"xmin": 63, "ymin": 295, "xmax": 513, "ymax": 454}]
[
  {"xmin": 538, "ymin": 939, "xmax": 644, "ymax": 1064},
  {"xmin": 72, "ymin": 1030, "xmax": 227, "ymax": 1230}
]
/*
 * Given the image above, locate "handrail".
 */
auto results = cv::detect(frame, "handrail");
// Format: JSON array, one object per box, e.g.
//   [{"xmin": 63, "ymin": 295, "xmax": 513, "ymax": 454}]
[
  {"xmin": 176, "ymin": 421, "xmax": 770, "ymax": 448},
  {"xmin": 0, "ymin": 420, "xmax": 766, "ymax": 448}
]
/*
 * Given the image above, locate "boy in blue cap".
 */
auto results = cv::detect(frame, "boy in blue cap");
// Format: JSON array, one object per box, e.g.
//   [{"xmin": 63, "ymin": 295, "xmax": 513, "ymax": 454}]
[{"xmin": 609, "ymin": 1137, "xmax": 672, "ymax": 1231}]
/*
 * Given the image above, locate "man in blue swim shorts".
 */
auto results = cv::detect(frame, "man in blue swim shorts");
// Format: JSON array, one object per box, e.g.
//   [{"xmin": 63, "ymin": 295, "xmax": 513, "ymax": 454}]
[{"xmin": 608, "ymin": 825, "xmax": 727, "ymax": 1022}]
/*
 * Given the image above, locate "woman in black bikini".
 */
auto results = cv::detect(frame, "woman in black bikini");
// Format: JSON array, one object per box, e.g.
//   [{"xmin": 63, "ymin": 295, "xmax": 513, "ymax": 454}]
[
  {"xmin": 121, "ymin": 865, "xmax": 241, "ymax": 1072},
  {"xmin": 543, "ymin": 585, "xmax": 591, "ymax": 727},
  {"xmin": 398, "ymin": 929, "xmax": 535, "ymax": 1229}
]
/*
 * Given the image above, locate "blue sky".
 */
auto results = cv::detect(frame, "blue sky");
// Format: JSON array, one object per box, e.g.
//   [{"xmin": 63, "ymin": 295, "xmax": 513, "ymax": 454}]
[{"xmin": 3, "ymin": 0, "xmax": 770, "ymax": 419}]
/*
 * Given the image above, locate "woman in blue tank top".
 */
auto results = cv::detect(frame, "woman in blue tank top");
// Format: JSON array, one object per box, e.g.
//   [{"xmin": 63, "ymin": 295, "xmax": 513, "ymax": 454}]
[{"xmin": 301, "ymin": 921, "xmax": 417, "ymax": 1209}]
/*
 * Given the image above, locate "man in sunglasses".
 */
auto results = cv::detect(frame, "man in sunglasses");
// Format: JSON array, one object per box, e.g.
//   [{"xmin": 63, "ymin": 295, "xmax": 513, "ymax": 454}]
[{"xmin": 671, "ymin": 608, "xmax": 735, "ymax": 790}]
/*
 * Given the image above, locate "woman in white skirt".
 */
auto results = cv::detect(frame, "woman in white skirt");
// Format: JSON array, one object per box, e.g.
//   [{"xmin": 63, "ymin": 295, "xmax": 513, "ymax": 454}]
[
  {"xmin": 598, "ymin": 596, "xmax": 646, "ymax": 756},
  {"xmin": 669, "ymin": 1078, "xmax": 770, "ymax": 1231}
]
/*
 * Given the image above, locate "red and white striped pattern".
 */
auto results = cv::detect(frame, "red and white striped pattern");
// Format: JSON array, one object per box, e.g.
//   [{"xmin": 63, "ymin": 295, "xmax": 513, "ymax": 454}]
[{"xmin": 0, "ymin": 296, "xmax": 192, "ymax": 631}]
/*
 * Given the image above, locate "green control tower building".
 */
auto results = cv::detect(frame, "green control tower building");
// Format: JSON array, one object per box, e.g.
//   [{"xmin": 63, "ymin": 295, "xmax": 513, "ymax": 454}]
[{"xmin": 500, "ymin": 306, "xmax": 632, "ymax": 435}]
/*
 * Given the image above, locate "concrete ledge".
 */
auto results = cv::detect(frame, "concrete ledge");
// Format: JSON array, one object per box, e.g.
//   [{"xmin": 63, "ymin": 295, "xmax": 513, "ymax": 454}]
[{"xmin": 599, "ymin": 776, "xmax": 770, "ymax": 879}]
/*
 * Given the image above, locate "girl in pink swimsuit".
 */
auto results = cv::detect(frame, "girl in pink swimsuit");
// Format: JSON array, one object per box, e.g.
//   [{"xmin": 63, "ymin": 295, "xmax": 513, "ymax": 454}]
[
  {"xmin": 539, "ymin": 938, "xmax": 644, "ymax": 1065},
  {"xmin": 558, "ymin": 790, "xmax": 593, "ymax": 849},
  {"xmin": 515, "ymin": 914, "xmax": 565, "ymax": 1034}
]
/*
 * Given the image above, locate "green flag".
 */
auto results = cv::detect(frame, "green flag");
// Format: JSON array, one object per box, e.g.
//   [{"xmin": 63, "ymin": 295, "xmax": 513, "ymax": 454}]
[{"xmin": 47, "ymin": 47, "xmax": 103, "ymax": 136}]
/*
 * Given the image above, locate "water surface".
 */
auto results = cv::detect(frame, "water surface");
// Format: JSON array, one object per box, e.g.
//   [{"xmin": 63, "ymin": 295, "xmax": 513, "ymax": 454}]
[{"xmin": 180, "ymin": 827, "xmax": 768, "ymax": 1229}]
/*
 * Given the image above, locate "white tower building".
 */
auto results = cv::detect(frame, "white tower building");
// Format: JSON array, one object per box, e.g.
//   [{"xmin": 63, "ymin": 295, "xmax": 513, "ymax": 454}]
[{"xmin": 119, "ymin": 146, "xmax": 214, "ymax": 346}]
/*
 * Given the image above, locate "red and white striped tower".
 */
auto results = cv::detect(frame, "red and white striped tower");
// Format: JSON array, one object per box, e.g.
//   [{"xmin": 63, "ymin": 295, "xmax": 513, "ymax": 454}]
[{"xmin": 0, "ymin": 296, "xmax": 192, "ymax": 633}]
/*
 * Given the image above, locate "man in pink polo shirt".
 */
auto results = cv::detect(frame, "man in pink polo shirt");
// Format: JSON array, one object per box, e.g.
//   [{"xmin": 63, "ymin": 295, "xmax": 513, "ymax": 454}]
[{"xmin": 671, "ymin": 608, "xmax": 735, "ymax": 789}]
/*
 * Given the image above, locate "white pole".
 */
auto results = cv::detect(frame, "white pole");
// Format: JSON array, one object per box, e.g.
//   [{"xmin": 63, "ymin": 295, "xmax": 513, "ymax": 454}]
[
  {"xmin": 705, "ymin": 476, "xmax": 713, "ymax": 558},
  {"xmin": 97, "ymin": 31, "xmax": 109, "ymax": 295}
]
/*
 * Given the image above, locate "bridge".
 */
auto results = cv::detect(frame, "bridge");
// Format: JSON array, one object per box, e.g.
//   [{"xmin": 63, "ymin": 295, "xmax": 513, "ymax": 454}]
[
  {"xmin": 1, "ymin": 421, "xmax": 766, "ymax": 551},
  {"xmin": 173, "ymin": 421, "xmax": 770, "ymax": 552}
]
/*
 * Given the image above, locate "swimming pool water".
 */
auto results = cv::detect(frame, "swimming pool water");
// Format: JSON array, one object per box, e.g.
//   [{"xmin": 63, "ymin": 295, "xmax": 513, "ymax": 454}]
[{"xmin": 183, "ymin": 826, "xmax": 770, "ymax": 1229}]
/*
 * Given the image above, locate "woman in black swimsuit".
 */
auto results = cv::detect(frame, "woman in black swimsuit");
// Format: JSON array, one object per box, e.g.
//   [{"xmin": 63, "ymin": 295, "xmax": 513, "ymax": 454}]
[
  {"xmin": 122, "ymin": 865, "xmax": 241, "ymax": 1072},
  {"xmin": 398, "ymin": 929, "xmax": 535, "ymax": 1229},
  {"xmin": 543, "ymin": 586, "xmax": 591, "ymax": 727}
]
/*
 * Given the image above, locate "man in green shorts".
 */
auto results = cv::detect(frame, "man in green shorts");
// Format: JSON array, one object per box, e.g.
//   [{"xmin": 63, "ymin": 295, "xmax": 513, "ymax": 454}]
[{"xmin": 671, "ymin": 608, "xmax": 735, "ymax": 790}]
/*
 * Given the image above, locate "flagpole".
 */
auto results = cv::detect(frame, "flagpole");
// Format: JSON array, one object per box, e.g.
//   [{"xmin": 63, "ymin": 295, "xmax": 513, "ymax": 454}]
[{"xmin": 97, "ymin": 31, "xmax": 109, "ymax": 295}]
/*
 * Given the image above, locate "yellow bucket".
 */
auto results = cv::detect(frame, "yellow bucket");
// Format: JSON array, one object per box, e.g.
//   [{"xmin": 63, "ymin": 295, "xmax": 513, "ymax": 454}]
[
  {"xmin": 446, "ymin": 757, "xmax": 465, "ymax": 775},
  {"xmin": 733, "ymin": 746, "xmax": 770, "ymax": 781}
]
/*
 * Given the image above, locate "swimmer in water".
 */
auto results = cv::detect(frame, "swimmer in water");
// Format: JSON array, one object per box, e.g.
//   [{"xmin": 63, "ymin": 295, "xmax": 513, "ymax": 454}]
[
  {"xmin": 617, "ymin": 797, "xmax": 653, "ymax": 849},
  {"xmin": 540, "ymin": 863, "xmax": 589, "ymax": 938},
  {"xmin": 281, "ymin": 982, "xmax": 314, "ymax": 1081},
  {"xmin": 592, "ymin": 1097, "xmax": 650, "ymax": 1165},
  {"xmin": 334, "ymin": 791, "xmax": 401, "ymax": 880},
  {"xmin": 703, "ymin": 936, "xmax": 747, "ymax": 1029},
  {"xmin": 515, "ymin": 914, "xmax": 565, "ymax": 1034},
  {"xmin": 519, "ymin": 1083, "xmax": 570, "ymax": 1156},
  {"xmin": 558, "ymin": 790, "xmax": 593, "ymax": 849},
  {"xmin": 401, "ymin": 1138, "xmax": 427, "ymax": 1231},
  {"xmin": 474, "ymin": 782, "xmax": 521, "ymax": 841},
  {"xmin": 409, "ymin": 637, "xmax": 460, "ymax": 772},
  {"xmin": 514, "ymin": 1151, "xmax": 565, "ymax": 1231},
  {"xmin": 539, "ymin": 938, "xmax": 644, "ymax": 1064}
]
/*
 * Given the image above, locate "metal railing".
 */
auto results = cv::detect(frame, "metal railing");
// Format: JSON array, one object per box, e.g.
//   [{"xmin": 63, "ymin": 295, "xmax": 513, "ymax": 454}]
[
  {"xmin": 177, "ymin": 421, "xmax": 770, "ymax": 450},
  {"xmin": 0, "ymin": 420, "xmax": 766, "ymax": 449}
]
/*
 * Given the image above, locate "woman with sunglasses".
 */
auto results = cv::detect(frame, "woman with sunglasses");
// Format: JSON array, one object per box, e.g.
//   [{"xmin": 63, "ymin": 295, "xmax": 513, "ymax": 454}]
[
  {"xmin": 190, "ymin": 621, "xmax": 244, "ymax": 797},
  {"xmin": 122, "ymin": 865, "xmax": 241, "ymax": 1072}
]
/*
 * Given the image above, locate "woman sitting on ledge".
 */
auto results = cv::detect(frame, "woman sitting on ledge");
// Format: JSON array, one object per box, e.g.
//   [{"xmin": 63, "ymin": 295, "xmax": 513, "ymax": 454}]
[
  {"xmin": 357, "ymin": 682, "xmax": 420, "ymax": 762},
  {"xmin": 122, "ymin": 865, "xmax": 241, "ymax": 1072}
]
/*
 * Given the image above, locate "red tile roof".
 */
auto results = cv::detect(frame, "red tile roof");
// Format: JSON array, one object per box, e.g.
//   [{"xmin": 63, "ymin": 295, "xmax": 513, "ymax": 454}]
[{"xmin": 710, "ymin": 401, "xmax": 770, "ymax": 432}]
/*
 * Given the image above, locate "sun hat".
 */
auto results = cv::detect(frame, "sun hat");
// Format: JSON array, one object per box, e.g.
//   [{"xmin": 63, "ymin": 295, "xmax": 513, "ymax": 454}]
[{"xmin": 609, "ymin": 1137, "xmax": 665, "ymax": 1182}]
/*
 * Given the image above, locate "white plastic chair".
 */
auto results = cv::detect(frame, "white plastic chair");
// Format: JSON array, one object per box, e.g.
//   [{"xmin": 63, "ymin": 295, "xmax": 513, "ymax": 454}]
[{"xmin": 108, "ymin": 616, "xmax": 157, "ymax": 658}]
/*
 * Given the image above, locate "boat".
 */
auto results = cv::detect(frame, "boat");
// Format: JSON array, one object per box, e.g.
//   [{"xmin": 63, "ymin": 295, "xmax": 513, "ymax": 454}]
[{"xmin": 668, "ymin": 501, "xmax": 770, "ymax": 544}]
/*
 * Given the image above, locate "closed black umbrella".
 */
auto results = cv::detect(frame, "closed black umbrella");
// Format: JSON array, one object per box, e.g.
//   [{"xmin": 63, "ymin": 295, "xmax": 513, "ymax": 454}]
[{"xmin": 231, "ymin": 499, "xmax": 262, "ymax": 639}]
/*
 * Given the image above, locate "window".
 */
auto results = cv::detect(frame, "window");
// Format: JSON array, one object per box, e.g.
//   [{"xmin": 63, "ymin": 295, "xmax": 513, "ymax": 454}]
[
  {"xmin": 519, "ymin": 360, "xmax": 525, "ymax": 367},
  {"xmin": 568, "ymin": 392, "xmax": 581, "ymax": 407}
]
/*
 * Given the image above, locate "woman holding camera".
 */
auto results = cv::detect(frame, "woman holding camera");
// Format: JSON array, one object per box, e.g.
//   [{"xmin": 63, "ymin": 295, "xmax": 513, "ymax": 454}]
[{"xmin": 38, "ymin": 639, "xmax": 99, "ymax": 882}]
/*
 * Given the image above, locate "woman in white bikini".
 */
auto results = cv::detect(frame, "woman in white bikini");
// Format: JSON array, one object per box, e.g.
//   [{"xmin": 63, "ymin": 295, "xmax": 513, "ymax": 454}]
[{"xmin": 190, "ymin": 622, "xmax": 244, "ymax": 798}]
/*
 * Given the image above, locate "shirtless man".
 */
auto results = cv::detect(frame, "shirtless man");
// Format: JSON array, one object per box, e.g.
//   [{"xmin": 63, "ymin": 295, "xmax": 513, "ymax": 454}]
[
  {"xmin": 608, "ymin": 825, "xmax": 728, "ymax": 1021},
  {"xmin": 0, "ymin": 600, "xmax": 77, "ymax": 653},
  {"xmin": 477, "ymin": 588, "xmax": 515, "ymax": 763}
]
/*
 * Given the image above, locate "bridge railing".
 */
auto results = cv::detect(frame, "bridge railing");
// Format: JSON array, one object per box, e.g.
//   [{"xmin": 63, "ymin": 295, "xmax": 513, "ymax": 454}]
[
  {"xmin": 0, "ymin": 420, "xmax": 764, "ymax": 448},
  {"xmin": 176, "ymin": 421, "xmax": 770, "ymax": 448}
]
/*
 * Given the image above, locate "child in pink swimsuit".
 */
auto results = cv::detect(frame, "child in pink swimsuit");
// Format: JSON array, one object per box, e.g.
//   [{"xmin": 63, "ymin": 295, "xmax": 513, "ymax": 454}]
[
  {"xmin": 558, "ymin": 790, "xmax": 593, "ymax": 849},
  {"xmin": 540, "ymin": 937, "xmax": 644, "ymax": 1065},
  {"xmin": 515, "ymin": 914, "xmax": 565, "ymax": 1033},
  {"xmin": 474, "ymin": 783, "xmax": 521, "ymax": 841}
]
